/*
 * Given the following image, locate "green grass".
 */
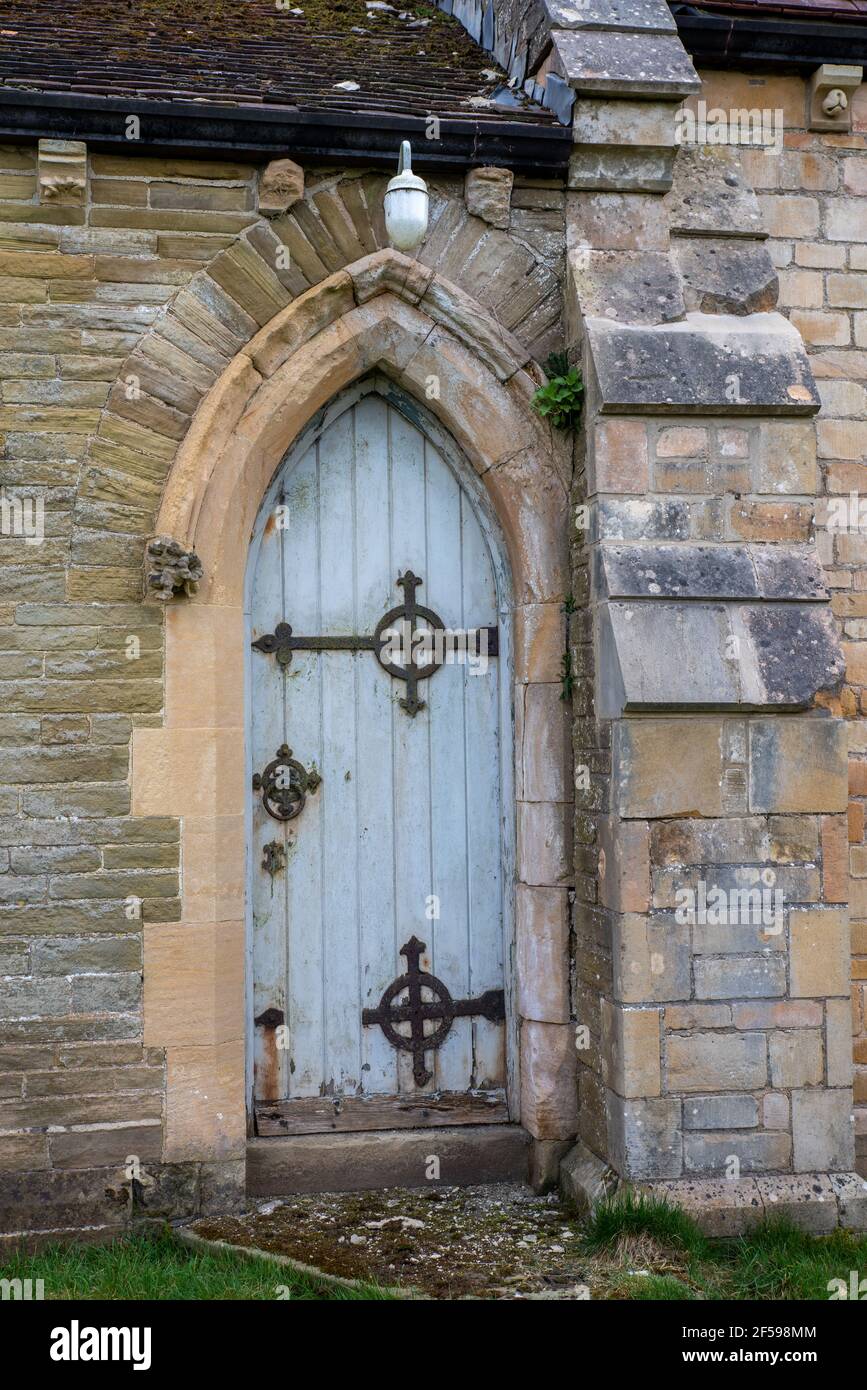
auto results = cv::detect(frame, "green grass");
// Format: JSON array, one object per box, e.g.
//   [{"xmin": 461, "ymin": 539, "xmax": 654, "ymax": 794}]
[
  {"xmin": 6, "ymin": 1202, "xmax": 867, "ymax": 1301},
  {"xmin": 583, "ymin": 1192, "xmax": 867, "ymax": 1301},
  {"xmin": 583, "ymin": 1189, "xmax": 709, "ymax": 1258},
  {"xmin": 0, "ymin": 1227, "xmax": 393, "ymax": 1301}
]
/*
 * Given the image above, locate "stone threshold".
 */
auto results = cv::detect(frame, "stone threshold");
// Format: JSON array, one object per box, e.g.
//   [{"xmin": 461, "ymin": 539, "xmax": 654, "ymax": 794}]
[{"xmin": 247, "ymin": 1124, "xmax": 531, "ymax": 1196}]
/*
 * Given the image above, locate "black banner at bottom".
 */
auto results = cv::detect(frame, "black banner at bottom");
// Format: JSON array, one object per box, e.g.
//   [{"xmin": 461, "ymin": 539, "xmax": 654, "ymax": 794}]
[{"xmin": 5, "ymin": 1296, "xmax": 861, "ymax": 1376}]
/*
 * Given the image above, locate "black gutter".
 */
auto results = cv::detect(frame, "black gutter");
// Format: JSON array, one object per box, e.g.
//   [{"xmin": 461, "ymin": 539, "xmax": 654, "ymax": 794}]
[
  {"xmin": 672, "ymin": 3, "xmax": 867, "ymax": 69},
  {"xmin": 0, "ymin": 89, "xmax": 571, "ymax": 177}
]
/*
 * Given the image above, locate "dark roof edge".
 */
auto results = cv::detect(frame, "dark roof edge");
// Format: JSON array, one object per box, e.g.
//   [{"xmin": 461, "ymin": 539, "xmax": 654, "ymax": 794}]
[
  {"xmin": 0, "ymin": 89, "xmax": 571, "ymax": 177},
  {"xmin": 671, "ymin": 3, "xmax": 867, "ymax": 69}
]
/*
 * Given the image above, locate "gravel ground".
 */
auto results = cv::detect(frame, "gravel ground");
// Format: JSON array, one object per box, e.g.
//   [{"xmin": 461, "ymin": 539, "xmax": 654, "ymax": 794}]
[{"xmin": 191, "ymin": 1183, "xmax": 599, "ymax": 1299}]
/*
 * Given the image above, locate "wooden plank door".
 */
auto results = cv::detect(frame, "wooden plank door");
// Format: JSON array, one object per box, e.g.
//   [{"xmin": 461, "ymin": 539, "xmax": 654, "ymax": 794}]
[{"xmin": 249, "ymin": 388, "xmax": 509, "ymax": 1134}]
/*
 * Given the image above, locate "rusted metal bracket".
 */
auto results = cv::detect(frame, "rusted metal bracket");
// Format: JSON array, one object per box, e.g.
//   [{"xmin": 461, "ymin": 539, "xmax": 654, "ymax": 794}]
[
  {"xmin": 254, "ymin": 1007, "xmax": 285, "ymax": 1029},
  {"xmin": 261, "ymin": 840, "xmax": 287, "ymax": 878},
  {"xmin": 362, "ymin": 935, "xmax": 505, "ymax": 1087},
  {"xmin": 252, "ymin": 570, "xmax": 498, "ymax": 718}
]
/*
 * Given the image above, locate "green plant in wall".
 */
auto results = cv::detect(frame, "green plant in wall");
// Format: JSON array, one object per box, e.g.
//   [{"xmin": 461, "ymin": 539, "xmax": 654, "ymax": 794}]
[
  {"xmin": 532, "ymin": 352, "xmax": 584, "ymax": 432},
  {"xmin": 560, "ymin": 648, "xmax": 574, "ymax": 703}
]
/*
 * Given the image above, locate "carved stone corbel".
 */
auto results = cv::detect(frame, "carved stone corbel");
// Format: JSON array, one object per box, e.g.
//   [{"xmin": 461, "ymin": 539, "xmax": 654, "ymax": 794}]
[
  {"xmin": 37, "ymin": 138, "xmax": 87, "ymax": 206},
  {"xmin": 807, "ymin": 64, "xmax": 863, "ymax": 133},
  {"xmin": 144, "ymin": 535, "xmax": 203, "ymax": 601}
]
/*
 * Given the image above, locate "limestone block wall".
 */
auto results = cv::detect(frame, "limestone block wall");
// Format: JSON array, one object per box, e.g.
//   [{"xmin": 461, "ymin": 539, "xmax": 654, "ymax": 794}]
[
  {"xmin": 690, "ymin": 68, "xmax": 867, "ymax": 1178},
  {"xmin": 0, "ymin": 142, "xmax": 567, "ymax": 1243},
  {"xmin": 567, "ymin": 132, "xmax": 864, "ymax": 1226}
]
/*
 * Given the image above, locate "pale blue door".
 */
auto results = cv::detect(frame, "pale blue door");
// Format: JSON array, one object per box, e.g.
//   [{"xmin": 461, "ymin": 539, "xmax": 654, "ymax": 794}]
[{"xmin": 248, "ymin": 383, "xmax": 509, "ymax": 1132}]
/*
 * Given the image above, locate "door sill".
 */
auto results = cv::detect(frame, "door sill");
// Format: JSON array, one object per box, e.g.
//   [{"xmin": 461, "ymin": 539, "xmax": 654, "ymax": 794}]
[
  {"xmin": 254, "ymin": 1090, "xmax": 509, "ymax": 1136},
  {"xmin": 247, "ymin": 1124, "xmax": 530, "ymax": 1195}
]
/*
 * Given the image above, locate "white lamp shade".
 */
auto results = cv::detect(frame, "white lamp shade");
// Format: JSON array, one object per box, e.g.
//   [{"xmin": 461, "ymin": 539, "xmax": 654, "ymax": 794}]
[
  {"xmin": 384, "ymin": 185, "xmax": 429, "ymax": 252},
  {"xmin": 384, "ymin": 140, "xmax": 429, "ymax": 252}
]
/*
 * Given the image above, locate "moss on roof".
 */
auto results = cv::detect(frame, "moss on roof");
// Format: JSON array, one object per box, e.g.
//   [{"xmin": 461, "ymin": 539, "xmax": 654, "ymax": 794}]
[{"xmin": 0, "ymin": 0, "xmax": 555, "ymax": 122}]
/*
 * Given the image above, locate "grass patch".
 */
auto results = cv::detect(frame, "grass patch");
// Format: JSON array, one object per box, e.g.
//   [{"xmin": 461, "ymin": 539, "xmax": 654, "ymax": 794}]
[
  {"xmin": 721, "ymin": 1221, "xmax": 867, "ymax": 1302},
  {"xmin": 0, "ymin": 1227, "xmax": 393, "ymax": 1301},
  {"xmin": 583, "ymin": 1194, "xmax": 867, "ymax": 1301},
  {"xmin": 583, "ymin": 1189, "xmax": 710, "ymax": 1259}
]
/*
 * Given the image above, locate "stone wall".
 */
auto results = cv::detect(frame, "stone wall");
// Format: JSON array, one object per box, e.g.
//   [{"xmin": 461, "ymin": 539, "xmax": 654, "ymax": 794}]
[
  {"xmin": 0, "ymin": 143, "xmax": 567, "ymax": 1245},
  {"xmin": 692, "ymin": 68, "xmax": 867, "ymax": 1181},
  {"xmin": 565, "ymin": 105, "xmax": 865, "ymax": 1228}
]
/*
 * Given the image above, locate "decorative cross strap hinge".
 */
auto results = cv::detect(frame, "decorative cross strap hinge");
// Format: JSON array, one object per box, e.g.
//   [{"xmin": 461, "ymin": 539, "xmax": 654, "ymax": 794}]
[
  {"xmin": 252, "ymin": 570, "xmax": 498, "ymax": 717},
  {"xmin": 362, "ymin": 935, "xmax": 505, "ymax": 1087}
]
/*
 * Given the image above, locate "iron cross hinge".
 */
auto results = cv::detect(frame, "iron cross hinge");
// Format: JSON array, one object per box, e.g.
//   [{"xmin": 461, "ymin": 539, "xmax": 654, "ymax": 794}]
[
  {"xmin": 252, "ymin": 570, "xmax": 498, "ymax": 718},
  {"xmin": 362, "ymin": 935, "xmax": 505, "ymax": 1087}
]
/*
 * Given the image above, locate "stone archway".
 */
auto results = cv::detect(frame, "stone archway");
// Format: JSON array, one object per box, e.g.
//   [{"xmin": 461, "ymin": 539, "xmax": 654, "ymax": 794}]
[{"xmin": 132, "ymin": 250, "xmax": 575, "ymax": 1179}]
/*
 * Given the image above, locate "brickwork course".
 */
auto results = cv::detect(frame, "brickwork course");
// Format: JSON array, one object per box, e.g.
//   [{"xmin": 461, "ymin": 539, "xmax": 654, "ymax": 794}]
[{"xmin": 1, "ymin": 0, "xmax": 867, "ymax": 1243}]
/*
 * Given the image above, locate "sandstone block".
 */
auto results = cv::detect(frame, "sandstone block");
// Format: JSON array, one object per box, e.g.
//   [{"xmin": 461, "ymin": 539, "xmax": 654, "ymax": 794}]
[
  {"xmin": 695, "ymin": 955, "xmax": 787, "ymax": 1000},
  {"xmin": 682, "ymin": 1094, "xmax": 758, "ymax": 1130},
  {"xmin": 585, "ymin": 313, "xmax": 818, "ymax": 414},
  {"xmin": 615, "ymin": 718, "xmax": 728, "ymax": 818},
  {"xmin": 684, "ymin": 1131, "xmax": 792, "ymax": 1175},
  {"xmin": 756, "ymin": 1174, "xmax": 838, "ymax": 1233},
  {"xmin": 732, "ymin": 1000, "xmax": 822, "ymax": 1029},
  {"xmin": 597, "ymin": 817, "xmax": 650, "ymax": 913},
  {"xmin": 162, "ymin": 1040, "xmax": 245, "ymax": 1164},
  {"xmin": 640, "ymin": 1175, "xmax": 764, "ymax": 1235},
  {"xmin": 37, "ymin": 138, "xmax": 86, "ymax": 207},
  {"xmin": 607, "ymin": 1095, "xmax": 683, "ymax": 1179},
  {"xmin": 763, "ymin": 1092, "xmax": 790, "ymax": 1129},
  {"xmin": 592, "ymin": 419, "xmax": 649, "ymax": 494},
  {"xmin": 257, "ymin": 159, "xmax": 304, "ymax": 215},
  {"xmin": 676, "ymin": 238, "xmax": 778, "ymax": 316},
  {"xmin": 515, "ymin": 885, "xmax": 570, "ymax": 1023},
  {"xmin": 826, "ymin": 997, "xmax": 855, "ymax": 1087},
  {"xmin": 665, "ymin": 1003, "xmax": 732, "ymax": 1029},
  {"xmin": 520, "ymin": 1021, "xmax": 578, "ymax": 1140},
  {"xmin": 769, "ymin": 1030, "xmax": 824, "ymax": 1088},
  {"xmin": 600, "ymin": 1001, "xmax": 661, "ymax": 1098},
  {"xmin": 749, "ymin": 718, "xmax": 848, "ymax": 814},
  {"xmin": 830, "ymin": 1172, "xmax": 867, "ymax": 1231},
  {"xmin": 552, "ymin": 29, "xmax": 698, "ymax": 99},
  {"xmin": 666, "ymin": 1031, "xmax": 767, "ymax": 1092},
  {"xmin": 612, "ymin": 912, "xmax": 691, "ymax": 1003},
  {"xmin": 517, "ymin": 801, "xmax": 572, "ymax": 886},
  {"xmin": 792, "ymin": 1089, "xmax": 854, "ymax": 1171},
  {"xmin": 789, "ymin": 907, "xmax": 850, "ymax": 998},
  {"xmin": 756, "ymin": 420, "xmax": 817, "ymax": 495},
  {"xmin": 465, "ymin": 167, "xmax": 513, "ymax": 229}
]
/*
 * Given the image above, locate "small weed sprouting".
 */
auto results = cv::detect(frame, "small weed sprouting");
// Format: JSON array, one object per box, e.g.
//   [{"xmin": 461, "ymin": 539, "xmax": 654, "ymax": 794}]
[
  {"xmin": 560, "ymin": 649, "xmax": 574, "ymax": 703},
  {"xmin": 532, "ymin": 351, "xmax": 584, "ymax": 432}
]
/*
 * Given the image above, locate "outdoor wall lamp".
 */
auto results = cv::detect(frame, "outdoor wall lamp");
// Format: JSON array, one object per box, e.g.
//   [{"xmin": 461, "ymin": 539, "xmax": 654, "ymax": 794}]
[{"xmin": 384, "ymin": 140, "xmax": 429, "ymax": 253}]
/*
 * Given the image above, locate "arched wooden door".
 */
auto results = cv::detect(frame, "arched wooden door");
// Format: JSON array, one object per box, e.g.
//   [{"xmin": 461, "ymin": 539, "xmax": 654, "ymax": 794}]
[{"xmin": 247, "ymin": 380, "xmax": 512, "ymax": 1135}]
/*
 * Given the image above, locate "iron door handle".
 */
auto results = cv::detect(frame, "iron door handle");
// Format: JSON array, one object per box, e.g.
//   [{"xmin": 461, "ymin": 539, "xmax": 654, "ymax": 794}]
[{"xmin": 252, "ymin": 743, "xmax": 321, "ymax": 822}]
